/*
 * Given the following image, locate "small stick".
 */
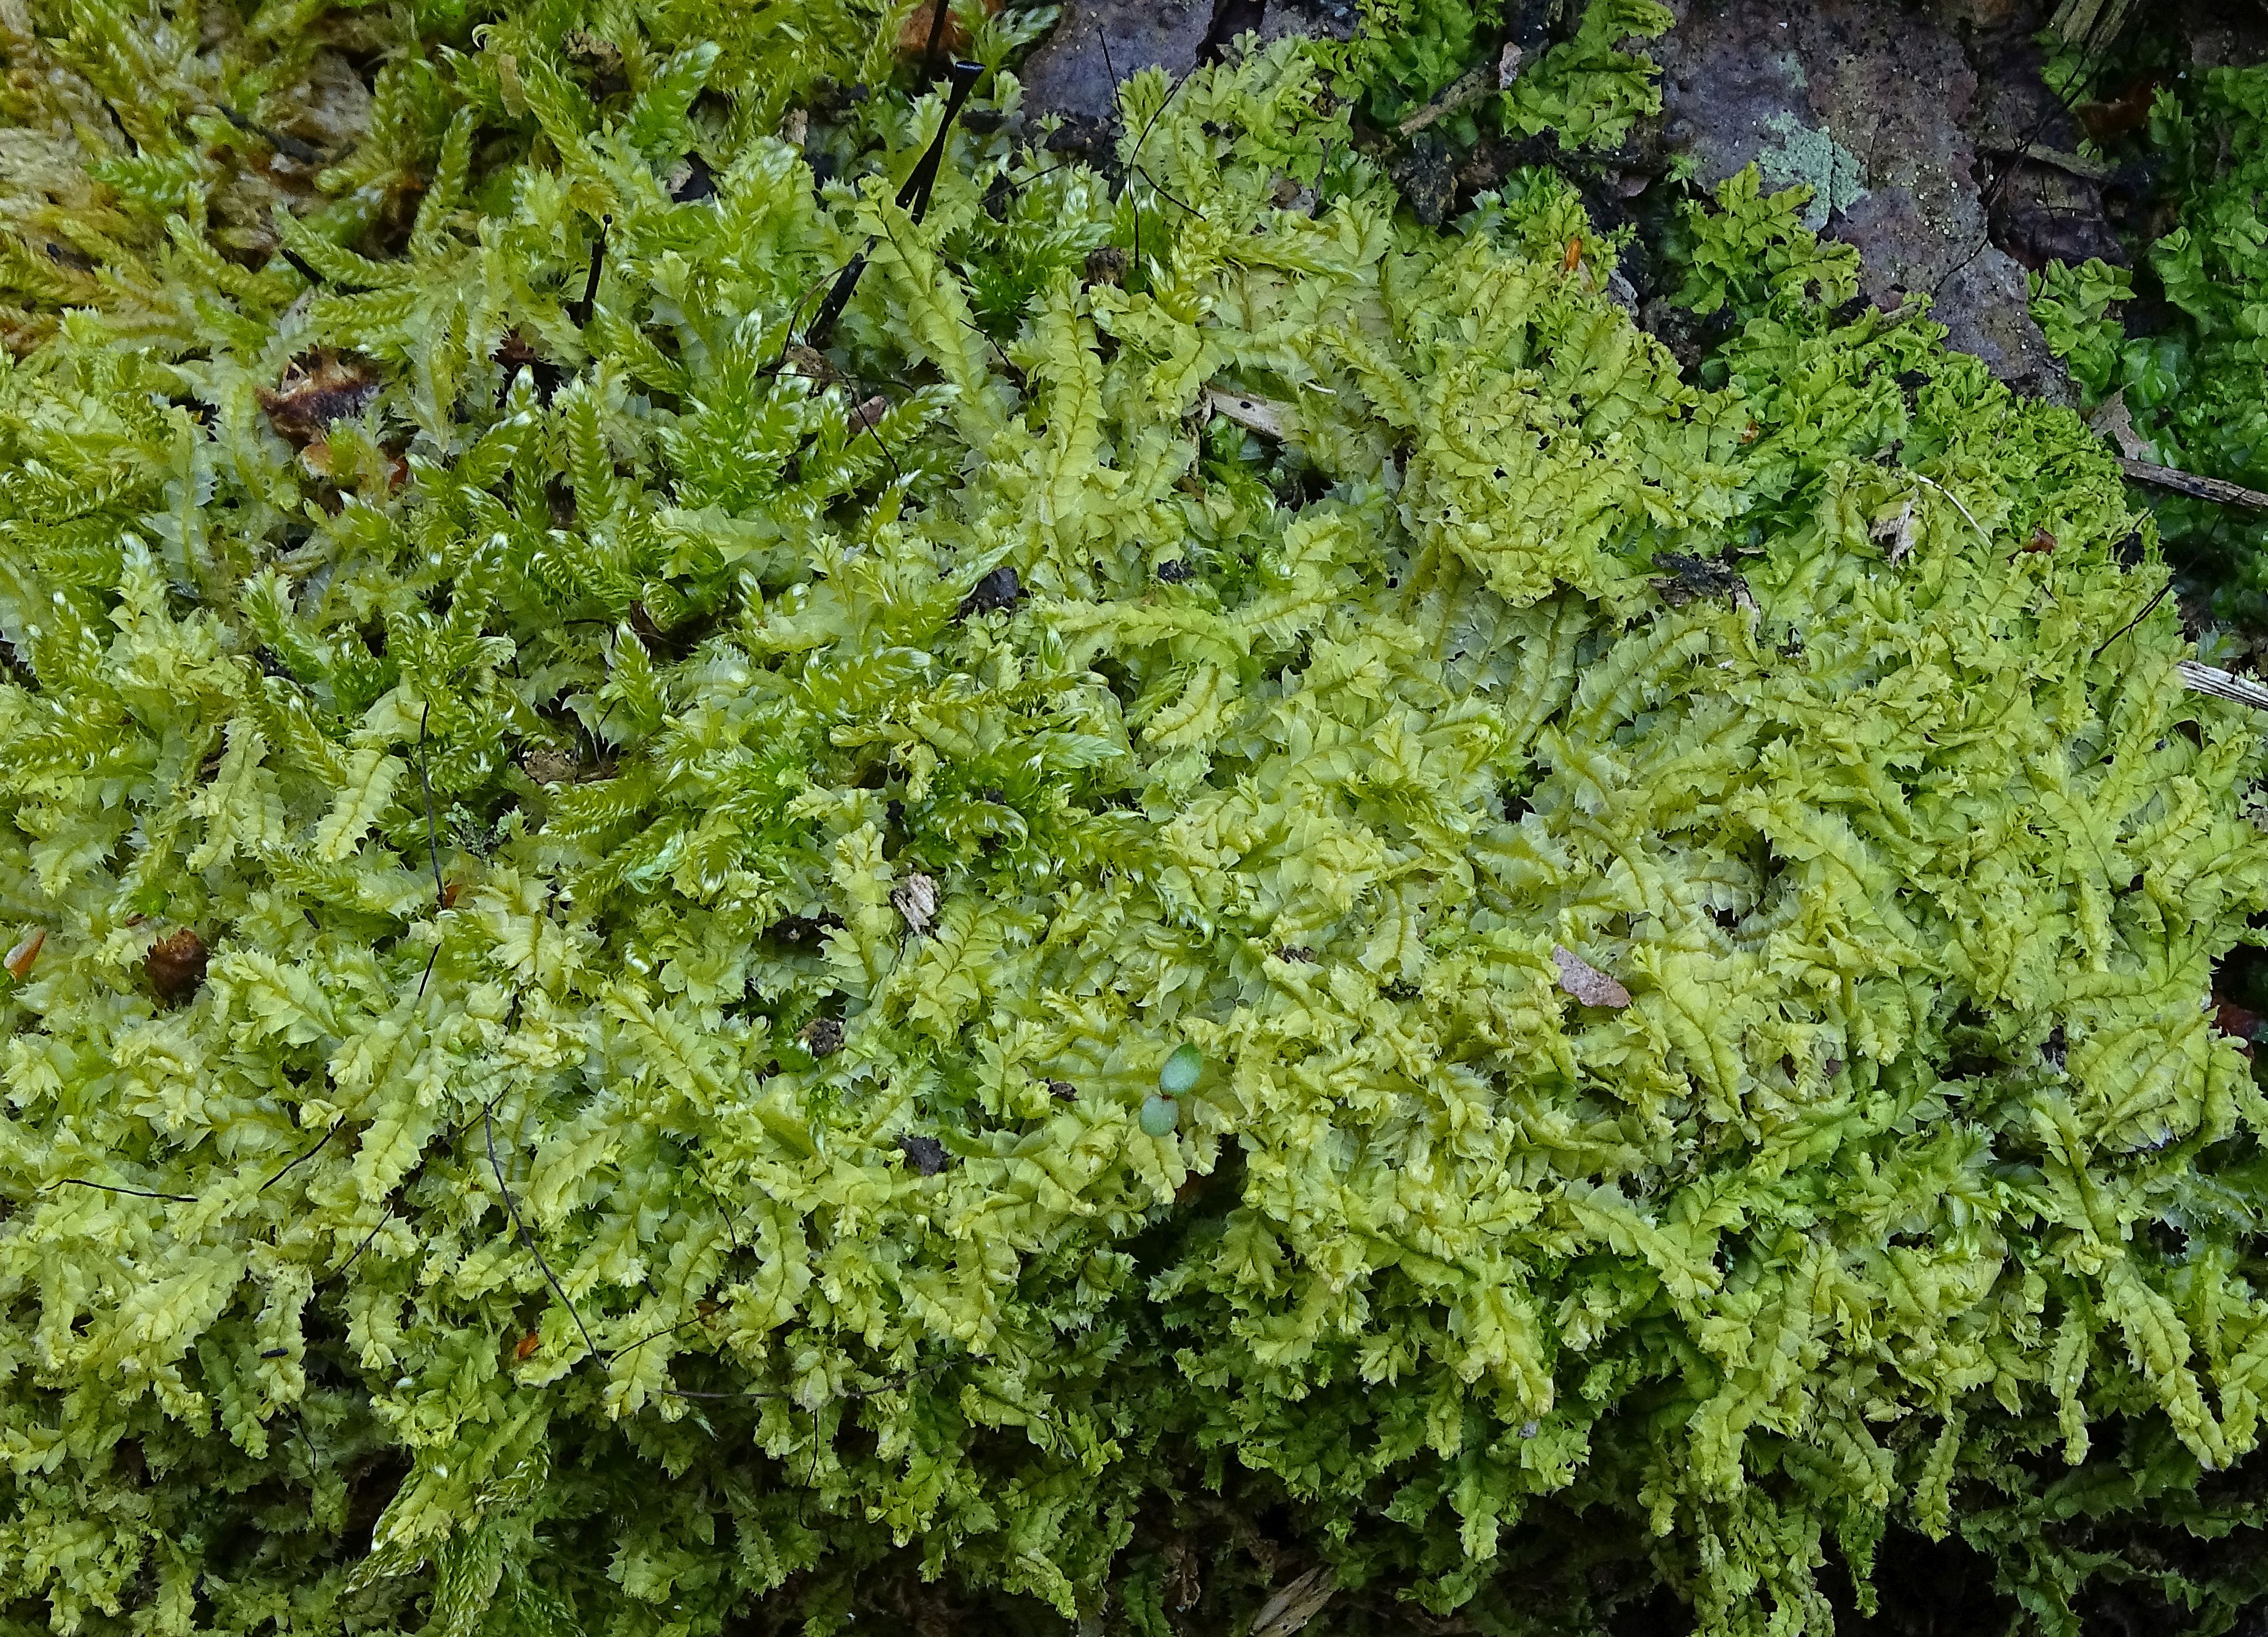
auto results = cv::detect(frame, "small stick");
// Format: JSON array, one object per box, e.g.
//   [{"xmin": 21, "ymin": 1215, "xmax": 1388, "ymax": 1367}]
[
  {"xmin": 896, "ymin": 58, "xmax": 987, "ymax": 224},
  {"xmin": 1913, "ymin": 474, "xmax": 1990, "ymax": 546},
  {"xmin": 920, "ymin": 0, "xmax": 951, "ymax": 84},
  {"xmin": 1203, "ymin": 385, "xmax": 1294, "ymax": 440},
  {"xmin": 1978, "ymin": 141, "xmax": 2113, "ymax": 183},
  {"xmin": 415, "ymin": 704, "xmax": 447, "ymax": 1000},
  {"xmin": 336, "ymin": 1208, "xmax": 393, "ymax": 1274},
  {"xmin": 417, "ymin": 705, "xmax": 445, "ymax": 906},
  {"xmin": 223, "ymin": 107, "xmax": 325, "ymax": 164},
  {"xmin": 258, "ymin": 1117, "xmax": 344, "ymax": 1193},
  {"xmin": 2178, "ymin": 660, "xmax": 2268, "ymax": 712},
  {"xmin": 2119, "ymin": 458, "xmax": 2268, "ymax": 513},
  {"xmin": 1398, "ymin": 61, "xmax": 1495, "ymax": 138}
]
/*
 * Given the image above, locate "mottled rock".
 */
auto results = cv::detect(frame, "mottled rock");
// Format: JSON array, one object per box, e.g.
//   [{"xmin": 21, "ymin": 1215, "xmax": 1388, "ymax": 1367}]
[
  {"xmin": 2181, "ymin": 0, "xmax": 2268, "ymax": 68},
  {"xmin": 1018, "ymin": 0, "xmax": 1359, "ymax": 123},
  {"xmin": 1018, "ymin": 0, "xmax": 1213, "ymax": 124},
  {"xmin": 1653, "ymin": 0, "xmax": 2075, "ymax": 401}
]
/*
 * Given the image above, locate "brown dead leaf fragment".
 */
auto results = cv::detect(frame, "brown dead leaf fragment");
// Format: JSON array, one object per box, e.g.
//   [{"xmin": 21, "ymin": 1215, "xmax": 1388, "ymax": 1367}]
[
  {"xmin": 1164, "ymin": 1534, "xmax": 1202, "ymax": 1612},
  {"xmin": 494, "ymin": 329, "xmax": 541, "ymax": 370},
  {"xmin": 1553, "ymin": 944, "xmax": 1631, "ymax": 1009},
  {"xmin": 2216, "ymin": 997, "xmax": 2263, "ymax": 1059},
  {"xmin": 257, "ymin": 350, "xmax": 380, "ymax": 445},
  {"xmin": 514, "ymin": 1329, "xmax": 541, "ymax": 1360},
  {"xmin": 146, "ymin": 928, "xmax": 210, "ymax": 1005},
  {"xmin": 2090, "ymin": 389, "xmax": 2152, "ymax": 461},
  {"xmin": 2023, "ymin": 525, "xmax": 2057, "ymax": 554},
  {"xmin": 4, "ymin": 927, "xmax": 44, "ymax": 981},
  {"xmin": 561, "ymin": 29, "xmax": 621, "ymax": 71},
  {"xmin": 803, "ymin": 1016, "xmax": 845, "ymax": 1057},
  {"xmin": 891, "ymin": 871, "xmax": 939, "ymax": 936},
  {"xmin": 896, "ymin": 0, "xmax": 999, "ymax": 60},
  {"xmin": 781, "ymin": 342, "xmax": 835, "ymax": 387},
  {"xmin": 523, "ymin": 747, "xmax": 580, "ymax": 785},
  {"xmin": 1084, "ymin": 245, "xmax": 1128, "ymax": 288},
  {"xmin": 849, "ymin": 393, "xmax": 891, "ymax": 432}
]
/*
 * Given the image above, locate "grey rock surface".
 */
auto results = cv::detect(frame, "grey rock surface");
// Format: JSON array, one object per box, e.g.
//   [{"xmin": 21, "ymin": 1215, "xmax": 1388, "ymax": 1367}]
[
  {"xmin": 1017, "ymin": 0, "xmax": 1216, "ymax": 124},
  {"xmin": 1017, "ymin": 0, "xmax": 1359, "ymax": 124},
  {"xmin": 1653, "ymin": 0, "xmax": 2073, "ymax": 401}
]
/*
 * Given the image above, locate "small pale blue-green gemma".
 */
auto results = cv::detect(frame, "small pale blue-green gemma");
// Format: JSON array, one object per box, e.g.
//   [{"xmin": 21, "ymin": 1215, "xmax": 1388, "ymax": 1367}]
[
  {"xmin": 1138, "ymin": 1094, "xmax": 1181, "ymax": 1136},
  {"xmin": 1159, "ymin": 1043, "xmax": 1203, "ymax": 1095}
]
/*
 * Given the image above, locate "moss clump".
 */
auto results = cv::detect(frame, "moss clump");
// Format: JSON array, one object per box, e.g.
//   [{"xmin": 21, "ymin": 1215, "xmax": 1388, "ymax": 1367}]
[
  {"xmin": 2030, "ymin": 66, "xmax": 2268, "ymax": 632},
  {"xmin": 3, "ymin": 6, "xmax": 2268, "ymax": 1636}
]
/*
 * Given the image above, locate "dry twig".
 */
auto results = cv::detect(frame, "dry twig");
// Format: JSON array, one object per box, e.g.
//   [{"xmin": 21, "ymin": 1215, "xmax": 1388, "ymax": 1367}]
[{"xmin": 2120, "ymin": 458, "xmax": 2268, "ymax": 513}]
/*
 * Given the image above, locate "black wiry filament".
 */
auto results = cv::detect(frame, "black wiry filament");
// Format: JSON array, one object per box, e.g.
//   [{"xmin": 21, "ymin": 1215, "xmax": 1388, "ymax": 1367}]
[
  {"xmin": 805, "ymin": 60, "xmax": 983, "ymax": 350},
  {"xmin": 568, "ymin": 216, "xmax": 610, "ymax": 327},
  {"xmin": 920, "ymin": 0, "xmax": 951, "ymax": 82}
]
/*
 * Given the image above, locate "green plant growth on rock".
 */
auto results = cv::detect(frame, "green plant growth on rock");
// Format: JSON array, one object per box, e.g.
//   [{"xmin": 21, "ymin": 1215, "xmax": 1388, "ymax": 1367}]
[
  {"xmin": 2030, "ymin": 66, "xmax": 2268, "ymax": 630},
  {"xmin": 2, "ymin": 5, "xmax": 2268, "ymax": 1636},
  {"xmin": 1336, "ymin": 0, "xmax": 1669, "ymax": 152}
]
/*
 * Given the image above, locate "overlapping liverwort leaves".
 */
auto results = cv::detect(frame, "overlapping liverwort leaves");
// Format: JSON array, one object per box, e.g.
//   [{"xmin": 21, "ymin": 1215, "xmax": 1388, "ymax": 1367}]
[{"xmin": 1, "ymin": 4, "xmax": 2267, "ymax": 1636}]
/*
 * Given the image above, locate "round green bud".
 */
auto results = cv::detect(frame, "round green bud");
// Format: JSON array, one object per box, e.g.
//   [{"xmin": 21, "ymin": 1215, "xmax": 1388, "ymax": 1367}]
[{"xmin": 1159, "ymin": 1043, "xmax": 1203, "ymax": 1095}]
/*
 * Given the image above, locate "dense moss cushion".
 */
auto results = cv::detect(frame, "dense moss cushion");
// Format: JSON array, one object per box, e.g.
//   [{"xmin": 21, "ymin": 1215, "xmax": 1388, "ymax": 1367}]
[{"xmin": 2, "ymin": 6, "xmax": 2267, "ymax": 1633}]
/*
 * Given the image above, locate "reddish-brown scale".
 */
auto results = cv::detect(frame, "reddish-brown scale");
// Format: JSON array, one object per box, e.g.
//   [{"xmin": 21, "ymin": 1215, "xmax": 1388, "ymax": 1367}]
[
  {"xmin": 256, "ymin": 350, "xmax": 382, "ymax": 446},
  {"xmin": 146, "ymin": 928, "xmax": 209, "ymax": 1005}
]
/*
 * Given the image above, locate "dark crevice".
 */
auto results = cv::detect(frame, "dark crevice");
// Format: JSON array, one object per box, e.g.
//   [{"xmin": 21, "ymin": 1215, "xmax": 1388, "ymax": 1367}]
[{"xmin": 1196, "ymin": 0, "xmax": 1264, "ymax": 65}]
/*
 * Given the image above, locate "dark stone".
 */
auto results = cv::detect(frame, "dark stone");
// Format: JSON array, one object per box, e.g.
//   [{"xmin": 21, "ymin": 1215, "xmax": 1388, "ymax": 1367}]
[
  {"xmin": 1085, "ymin": 245, "xmax": 1130, "ymax": 287},
  {"xmin": 1042, "ymin": 112, "xmax": 1120, "ymax": 170},
  {"xmin": 1388, "ymin": 131, "xmax": 1460, "ymax": 227},
  {"xmin": 958, "ymin": 565, "xmax": 1024, "ymax": 618},
  {"xmin": 899, "ymin": 1133, "xmax": 950, "ymax": 1174},
  {"xmin": 766, "ymin": 912, "xmax": 844, "ymax": 946},
  {"xmin": 1652, "ymin": 551, "xmax": 1752, "ymax": 608},
  {"xmin": 1019, "ymin": 0, "xmax": 1359, "ymax": 125},
  {"xmin": 1197, "ymin": 0, "xmax": 1266, "ymax": 65},
  {"xmin": 255, "ymin": 350, "xmax": 383, "ymax": 444}
]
